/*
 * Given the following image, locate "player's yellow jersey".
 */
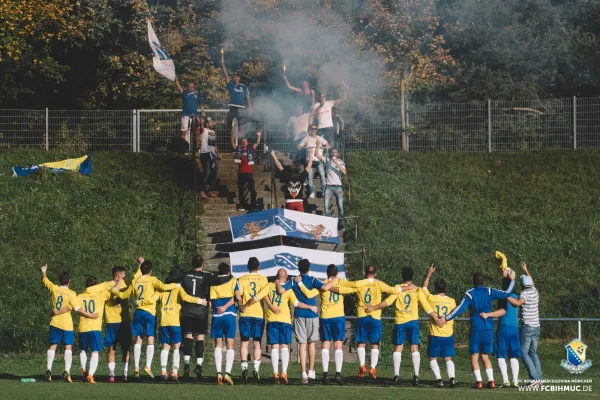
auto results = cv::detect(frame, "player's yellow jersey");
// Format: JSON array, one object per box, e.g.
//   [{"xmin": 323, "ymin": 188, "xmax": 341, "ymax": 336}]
[
  {"xmin": 255, "ymin": 282, "xmax": 298, "ymax": 324},
  {"xmin": 299, "ymin": 278, "xmax": 366, "ymax": 319},
  {"xmin": 384, "ymin": 286, "xmax": 432, "ymax": 325},
  {"xmin": 357, "ymin": 279, "xmax": 400, "ymax": 320},
  {"xmin": 43, "ymin": 277, "xmax": 80, "ymax": 331},
  {"xmin": 422, "ymin": 288, "xmax": 455, "ymax": 337},
  {"xmin": 105, "ymin": 267, "xmax": 142, "ymax": 323},
  {"xmin": 77, "ymin": 288, "xmax": 112, "ymax": 333},
  {"xmin": 238, "ymin": 273, "xmax": 268, "ymax": 319},
  {"xmin": 158, "ymin": 287, "xmax": 200, "ymax": 327},
  {"xmin": 131, "ymin": 275, "xmax": 179, "ymax": 316}
]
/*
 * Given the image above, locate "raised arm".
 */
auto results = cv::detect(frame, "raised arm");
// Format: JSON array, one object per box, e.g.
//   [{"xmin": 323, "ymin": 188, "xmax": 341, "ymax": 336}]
[
  {"xmin": 271, "ymin": 150, "xmax": 285, "ymax": 172},
  {"xmin": 422, "ymin": 264, "xmax": 436, "ymax": 289},
  {"xmin": 175, "ymin": 77, "xmax": 183, "ymax": 95},
  {"xmin": 284, "ymin": 76, "xmax": 301, "ymax": 93},
  {"xmin": 521, "ymin": 261, "xmax": 534, "ymax": 287},
  {"xmin": 491, "ymin": 270, "xmax": 516, "ymax": 300},
  {"xmin": 332, "ymin": 81, "xmax": 349, "ymax": 105},
  {"xmin": 221, "ymin": 55, "xmax": 230, "ymax": 84},
  {"xmin": 253, "ymin": 130, "xmax": 262, "ymax": 149}
]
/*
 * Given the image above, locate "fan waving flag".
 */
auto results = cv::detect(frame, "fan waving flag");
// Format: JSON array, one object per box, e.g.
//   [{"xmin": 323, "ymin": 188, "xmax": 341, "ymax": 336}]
[
  {"xmin": 147, "ymin": 19, "xmax": 176, "ymax": 81},
  {"xmin": 230, "ymin": 245, "xmax": 345, "ymax": 279},
  {"xmin": 229, "ymin": 208, "xmax": 340, "ymax": 244}
]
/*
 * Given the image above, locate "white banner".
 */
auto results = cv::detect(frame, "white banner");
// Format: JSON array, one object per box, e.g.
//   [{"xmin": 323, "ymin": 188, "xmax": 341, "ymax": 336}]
[
  {"xmin": 230, "ymin": 245, "xmax": 345, "ymax": 280},
  {"xmin": 229, "ymin": 208, "xmax": 340, "ymax": 244},
  {"xmin": 147, "ymin": 20, "xmax": 176, "ymax": 81}
]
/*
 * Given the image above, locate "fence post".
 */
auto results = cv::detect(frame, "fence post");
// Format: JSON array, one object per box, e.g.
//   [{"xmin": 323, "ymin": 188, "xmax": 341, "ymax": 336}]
[
  {"xmin": 573, "ymin": 96, "xmax": 577, "ymax": 150},
  {"xmin": 578, "ymin": 319, "xmax": 581, "ymax": 341},
  {"xmin": 45, "ymin": 108, "xmax": 49, "ymax": 151},
  {"xmin": 488, "ymin": 99, "xmax": 492, "ymax": 152}
]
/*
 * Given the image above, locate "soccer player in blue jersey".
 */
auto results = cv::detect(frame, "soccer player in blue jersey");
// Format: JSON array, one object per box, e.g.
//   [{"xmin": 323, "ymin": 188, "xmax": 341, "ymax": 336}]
[
  {"xmin": 480, "ymin": 276, "xmax": 521, "ymax": 388},
  {"xmin": 441, "ymin": 269, "xmax": 516, "ymax": 389}
]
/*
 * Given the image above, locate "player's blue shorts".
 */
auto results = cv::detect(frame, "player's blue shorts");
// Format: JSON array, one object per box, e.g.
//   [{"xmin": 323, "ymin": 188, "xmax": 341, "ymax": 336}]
[
  {"xmin": 132, "ymin": 310, "xmax": 156, "ymax": 338},
  {"xmin": 211, "ymin": 315, "xmax": 236, "ymax": 340},
  {"xmin": 354, "ymin": 316, "xmax": 382, "ymax": 344},
  {"xmin": 394, "ymin": 320, "xmax": 420, "ymax": 346},
  {"xmin": 49, "ymin": 326, "xmax": 74, "ymax": 346},
  {"xmin": 320, "ymin": 317, "xmax": 346, "ymax": 342},
  {"xmin": 79, "ymin": 331, "xmax": 103, "ymax": 352},
  {"xmin": 239, "ymin": 317, "xmax": 264, "ymax": 341},
  {"xmin": 267, "ymin": 322, "xmax": 292, "ymax": 345},
  {"xmin": 159, "ymin": 326, "xmax": 182, "ymax": 345},
  {"xmin": 469, "ymin": 330, "xmax": 494, "ymax": 354},
  {"xmin": 427, "ymin": 335, "xmax": 456, "ymax": 358},
  {"xmin": 103, "ymin": 322, "xmax": 132, "ymax": 347},
  {"xmin": 494, "ymin": 326, "xmax": 521, "ymax": 358}
]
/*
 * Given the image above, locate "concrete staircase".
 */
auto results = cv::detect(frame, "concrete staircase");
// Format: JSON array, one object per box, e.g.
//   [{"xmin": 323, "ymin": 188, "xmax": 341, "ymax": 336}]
[{"xmin": 196, "ymin": 151, "xmax": 357, "ymax": 366}]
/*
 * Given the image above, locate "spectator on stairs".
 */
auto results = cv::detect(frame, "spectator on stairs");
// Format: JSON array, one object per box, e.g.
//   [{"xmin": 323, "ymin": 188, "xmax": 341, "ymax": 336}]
[
  {"xmin": 311, "ymin": 82, "xmax": 348, "ymax": 147},
  {"xmin": 285, "ymin": 105, "xmax": 310, "ymax": 163},
  {"xmin": 197, "ymin": 117, "xmax": 221, "ymax": 200},
  {"xmin": 270, "ymin": 148, "xmax": 316, "ymax": 212},
  {"xmin": 231, "ymin": 130, "xmax": 262, "ymax": 211},
  {"xmin": 297, "ymin": 125, "xmax": 329, "ymax": 199},
  {"xmin": 315, "ymin": 148, "xmax": 346, "ymax": 230}
]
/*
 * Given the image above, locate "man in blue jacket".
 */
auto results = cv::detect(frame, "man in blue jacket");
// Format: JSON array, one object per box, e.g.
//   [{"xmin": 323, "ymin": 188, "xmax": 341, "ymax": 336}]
[{"xmin": 441, "ymin": 269, "xmax": 515, "ymax": 389}]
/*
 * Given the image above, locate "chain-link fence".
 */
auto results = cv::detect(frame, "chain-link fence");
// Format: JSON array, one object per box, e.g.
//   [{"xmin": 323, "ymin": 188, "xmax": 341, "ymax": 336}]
[{"xmin": 1, "ymin": 96, "xmax": 600, "ymax": 152}]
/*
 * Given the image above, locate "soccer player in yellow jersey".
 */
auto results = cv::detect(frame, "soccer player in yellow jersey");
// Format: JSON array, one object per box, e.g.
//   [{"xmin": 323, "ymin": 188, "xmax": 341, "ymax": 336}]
[
  {"xmin": 41, "ymin": 264, "xmax": 98, "ymax": 383},
  {"xmin": 131, "ymin": 260, "xmax": 181, "ymax": 379},
  {"xmin": 298, "ymin": 264, "xmax": 369, "ymax": 385},
  {"xmin": 242, "ymin": 268, "xmax": 317, "ymax": 385},
  {"xmin": 365, "ymin": 266, "xmax": 438, "ymax": 386},
  {"xmin": 210, "ymin": 263, "xmax": 241, "ymax": 385},
  {"xmin": 156, "ymin": 268, "xmax": 204, "ymax": 383},
  {"xmin": 76, "ymin": 276, "xmax": 121, "ymax": 384},
  {"xmin": 422, "ymin": 265, "xmax": 457, "ymax": 388},
  {"xmin": 237, "ymin": 257, "xmax": 268, "ymax": 381},
  {"xmin": 329, "ymin": 265, "xmax": 403, "ymax": 380}
]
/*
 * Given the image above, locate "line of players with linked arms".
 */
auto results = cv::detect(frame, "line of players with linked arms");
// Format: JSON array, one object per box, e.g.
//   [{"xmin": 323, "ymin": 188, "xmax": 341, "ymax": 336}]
[{"xmin": 40, "ymin": 253, "xmax": 527, "ymax": 388}]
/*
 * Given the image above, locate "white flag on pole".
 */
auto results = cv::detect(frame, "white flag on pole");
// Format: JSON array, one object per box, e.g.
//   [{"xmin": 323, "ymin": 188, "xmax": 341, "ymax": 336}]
[{"xmin": 147, "ymin": 19, "xmax": 176, "ymax": 81}]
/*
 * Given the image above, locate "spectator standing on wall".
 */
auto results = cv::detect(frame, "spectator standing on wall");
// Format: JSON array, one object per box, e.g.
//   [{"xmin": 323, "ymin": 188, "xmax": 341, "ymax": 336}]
[{"xmin": 175, "ymin": 77, "xmax": 205, "ymax": 146}]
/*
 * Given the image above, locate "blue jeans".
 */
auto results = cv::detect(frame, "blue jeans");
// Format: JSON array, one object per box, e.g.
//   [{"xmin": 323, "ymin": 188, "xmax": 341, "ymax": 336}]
[
  {"xmin": 308, "ymin": 160, "xmax": 326, "ymax": 196},
  {"xmin": 200, "ymin": 153, "xmax": 218, "ymax": 193},
  {"xmin": 521, "ymin": 324, "xmax": 543, "ymax": 380},
  {"xmin": 325, "ymin": 185, "xmax": 344, "ymax": 221}
]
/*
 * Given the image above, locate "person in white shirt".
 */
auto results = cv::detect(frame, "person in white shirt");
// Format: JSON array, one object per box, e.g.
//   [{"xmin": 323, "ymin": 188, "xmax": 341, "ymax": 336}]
[
  {"xmin": 297, "ymin": 125, "xmax": 329, "ymax": 198},
  {"xmin": 286, "ymin": 105, "xmax": 310, "ymax": 162},
  {"xmin": 315, "ymin": 148, "xmax": 346, "ymax": 229},
  {"xmin": 312, "ymin": 82, "xmax": 348, "ymax": 147},
  {"xmin": 196, "ymin": 117, "xmax": 221, "ymax": 200}
]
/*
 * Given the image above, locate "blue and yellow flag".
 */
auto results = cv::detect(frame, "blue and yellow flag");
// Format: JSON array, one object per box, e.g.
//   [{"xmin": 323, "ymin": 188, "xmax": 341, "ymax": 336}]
[{"xmin": 12, "ymin": 154, "xmax": 92, "ymax": 177}]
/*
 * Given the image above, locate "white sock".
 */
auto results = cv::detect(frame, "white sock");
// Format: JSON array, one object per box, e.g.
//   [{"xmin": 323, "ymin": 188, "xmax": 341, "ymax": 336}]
[
  {"xmin": 146, "ymin": 345, "xmax": 155, "ymax": 369},
  {"xmin": 197, "ymin": 357, "xmax": 204, "ymax": 366},
  {"xmin": 510, "ymin": 358, "xmax": 519, "ymax": 384},
  {"xmin": 254, "ymin": 359, "xmax": 261, "ymax": 372},
  {"xmin": 47, "ymin": 349, "xmax": 55, "ymax": 372},
  {"xmin": 226, "ymin": 349, "xmax": 235, "ymax": 374},
  {"xmin": 108, "ymin": 362, "xmax": 116, "ymax": 376},
  {"xmin": 446, "ymin": 360, "xmax": 455, "ymax": 379},
  {"xmin": 241, "ymin": 361, "xmax": 249, "ymax": 371},
  {"xmin": 370, "ymin": 349, "xmax": 379, "ymax": 369},
  {"xmin": 64, "ymin": 350, "xmax": 72, "ymax": 374},
  {"xmin": 474, "ymin": 369, "xmax": 482, "ymax": 382},
  {"xmin": 134, "ymin": 344, "xmax": 142, "ymax": 369},
  {"xmin": 89, "ymin": 353, "xmax": 99, "ymax": 376},
  {"xmin": 214, "ymin": 347, "xmax": 223, "ymax": 373},
  {"xmin": 271, "ymin": 349, "xmax": 280, "ymax": 374},
  {"xmin": 412, "ymin": 351, "xmax": 421, "ymax": 376},
  {"xmin": 334, "ymin": 349, "xmax": 343, "ymax": 373},
  {"xmin": 357, "ymin": 347, "xmax": 366, "ymax": 367},
  {"xmin": 161, "ymin": 350, "xmax": 169, "ymax": 373},
  {"xmin": 485, "ymin": 367, "xmax": 494, "ymax": 382},
  {"xmin": 321, "ymin": 349, "xmax": 330, "ymax": 373},
  {"xmin": 172, "ymin": 351, "xmax": 180, "ymax": 373},
  {"xmin": 184, "ymin": 355, "xmax": 191, "ymax": 364},
  {"xmin": 123, "ymin": 363, "xmax": 129, "ymax": 376},
  {"xmin": 430, "ymin": 359, "xmax": 442, "ymax": 380},
  {"xmin": 280, "ymin": 347, "xmax": 290, "ymax": 374},
  {"xmin": 498, "ymin": 358, "xmax": 508, "ymax": 383},
  {"xmin": 80, "ymin": 351, "xmax": 88, "ymax": 371},
  {"xmin": 393, "ymin": 352, "xmax": 402, "ymax": 376}
]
